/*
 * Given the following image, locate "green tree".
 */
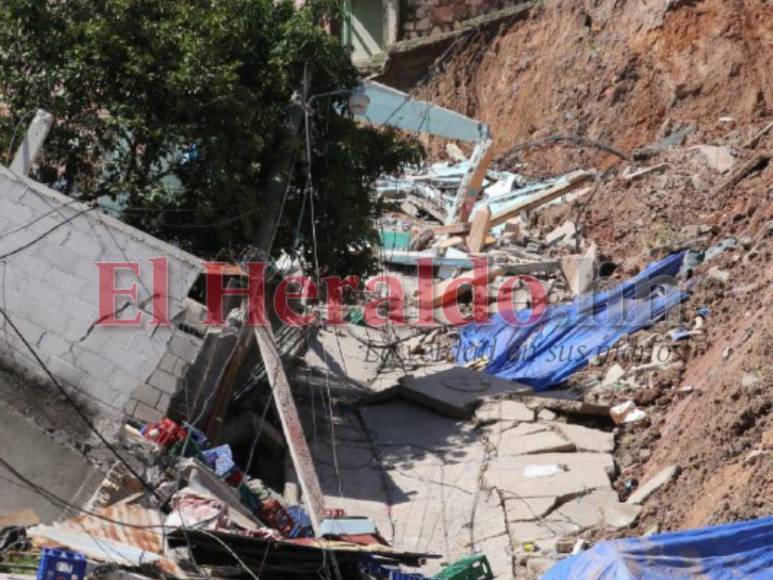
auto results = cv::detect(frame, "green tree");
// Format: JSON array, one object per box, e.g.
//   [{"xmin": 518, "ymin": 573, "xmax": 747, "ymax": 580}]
[{"xmin": 0, "ymin": 0, "xmax": 420, "ymax": 275}]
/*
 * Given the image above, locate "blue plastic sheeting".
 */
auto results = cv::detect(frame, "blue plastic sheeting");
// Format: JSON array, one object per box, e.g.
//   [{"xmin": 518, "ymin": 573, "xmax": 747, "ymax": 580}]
[
  {"xmin": 543, "ymin": 516, "xmax": 773, "ymax": 580},
  {"xmin": 456, "ymin": 253, "xmax": 687, "ymax": 391}
]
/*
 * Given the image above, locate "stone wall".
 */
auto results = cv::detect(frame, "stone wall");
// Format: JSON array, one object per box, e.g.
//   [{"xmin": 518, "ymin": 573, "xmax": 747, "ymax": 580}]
[
  {"xmin": 401, "ymin": 0, "xmax": 509, "ymax": 40},
  {"xmin": 0, "ymin": 165, "xmax": 202, "ymax": 423}
]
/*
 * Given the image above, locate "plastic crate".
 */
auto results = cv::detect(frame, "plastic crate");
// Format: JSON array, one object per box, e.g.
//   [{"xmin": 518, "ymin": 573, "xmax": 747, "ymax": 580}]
[
  {"xmin": 388, "ymin": 572, "xmax": 429, "ymax": 580},
  {"xmin": 36, "ymin": 548, "xmax": 86, "ymax": 580},
  {"xmin": 434, "ymin": 554, "xmax": 493, "ymax": 580}
]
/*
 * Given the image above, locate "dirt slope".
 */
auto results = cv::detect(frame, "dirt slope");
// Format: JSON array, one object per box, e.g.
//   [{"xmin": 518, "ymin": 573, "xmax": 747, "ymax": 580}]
[
  {"xmin": 410, "ymin": 0, "xmax": 773, "ymax": 535},
  {"xmin": 416, "ymin": 0, "xmax": 771, "ymax": 173}
]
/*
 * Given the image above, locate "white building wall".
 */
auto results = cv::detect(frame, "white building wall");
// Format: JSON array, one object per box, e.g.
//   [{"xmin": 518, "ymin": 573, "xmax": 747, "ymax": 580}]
[{"xmin": 0, "ymin": 165, "xmax": 202, "ymax": 422}]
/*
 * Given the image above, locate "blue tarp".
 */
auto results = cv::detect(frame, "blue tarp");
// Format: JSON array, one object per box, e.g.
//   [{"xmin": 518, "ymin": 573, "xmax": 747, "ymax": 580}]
[
  {"xmin": 456, "ymin": 253, "xmax": 687, "ymax": 391},
  {"xmin": 542, "ymin": 516, "xmax": 773, "ymax": 579}
]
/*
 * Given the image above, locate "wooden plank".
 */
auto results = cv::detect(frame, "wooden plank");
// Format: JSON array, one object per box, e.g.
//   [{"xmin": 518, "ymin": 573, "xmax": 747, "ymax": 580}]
[
  {"xmin": 434, "ymin": 235, "xmax": 465, "ymax": 250},
  {"xmin": 430, "ymin": 222, "xmax": 470, "ymax": 236},
  {"xmin": 10, "ymin": 109, "xmax": 54, "ymax": 176},
  {"xmin": 447, "ymin": 138, "xmax": 494, "ymax": 224},
  {"xmin": 254, "ymin": 326, "xmax": 325, "ymax": 534},
  {"xmin": 406, "ymin": 193, "xmax": 447, "ymax": 222},
  {"xmin": 489, "ymin": 170, "xmax": 594, "ymax": 228},
  {"xmin": 466, "ymin": 206, "xmax": 492, "ymax": 253}
]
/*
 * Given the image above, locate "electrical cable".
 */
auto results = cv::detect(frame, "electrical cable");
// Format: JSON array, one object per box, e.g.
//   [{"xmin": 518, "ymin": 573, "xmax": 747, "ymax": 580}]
[{"xmin": 0, "ymin": 206, "xmax": 96, "ymax": 260}]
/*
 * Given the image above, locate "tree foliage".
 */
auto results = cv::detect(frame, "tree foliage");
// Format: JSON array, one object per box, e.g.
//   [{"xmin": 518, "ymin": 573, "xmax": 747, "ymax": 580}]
[{"xmin": 0, "ymin": 0, "xmax": 420, "ymax": 274}]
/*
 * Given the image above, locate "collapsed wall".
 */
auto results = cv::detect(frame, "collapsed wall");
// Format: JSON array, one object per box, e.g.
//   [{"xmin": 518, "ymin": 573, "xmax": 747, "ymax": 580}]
[{"xmin": 0, "ymin": 165, "xmax": 202, "ymax": 423}]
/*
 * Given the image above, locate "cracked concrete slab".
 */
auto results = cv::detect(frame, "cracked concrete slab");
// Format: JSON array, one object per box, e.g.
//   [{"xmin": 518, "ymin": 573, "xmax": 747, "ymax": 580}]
[
  {"xmin": 485, "ymin": 452, "xmax": 615, "ymax": 499},
  {"xmin": 398, "ymin": 366, "xmax": 532, "ymax": 419},
  {"xmin": 503, "ymin": 496, "xmax": 557, "ymax": 521},
  {"xmin": 552, "ymin": 422, "xmax": 614, "ymax": 453},
  {"xmin": 494, "ymin": 427, "xmax": 576, "ymax": 456},
  {"xmin": 476, "ymin": 399, "xmax": 535, "ymax": 423}
]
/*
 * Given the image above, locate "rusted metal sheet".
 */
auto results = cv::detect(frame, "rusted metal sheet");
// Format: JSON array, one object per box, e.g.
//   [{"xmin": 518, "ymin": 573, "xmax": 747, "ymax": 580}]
[{"xmin": 56, "ymin": 504, "xmax": 165, "ymax": 553}]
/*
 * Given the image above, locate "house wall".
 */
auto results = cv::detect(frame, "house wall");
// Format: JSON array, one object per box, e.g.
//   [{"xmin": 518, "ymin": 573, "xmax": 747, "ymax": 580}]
[
  {"xmin": 400, "ymin": 0, "xmax": 508, "ymax": 40},
  {"xmin": 0, "ymin": 165, "xmax": 202, "ymax": 423}
]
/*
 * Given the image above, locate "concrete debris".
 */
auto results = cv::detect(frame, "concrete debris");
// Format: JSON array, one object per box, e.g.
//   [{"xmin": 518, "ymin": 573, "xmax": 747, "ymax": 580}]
[
  {"xmin": 610, "ymin": 401, "xmax": 647, "ymax": 424},
  {"xmin": 626, "ymin": 465, "xmax": 681, "ymax": 505},
  {"xmin": 692, "ymin": 145, "xmax": 735, "ymax": 173},
  {"xmin": 4, "ymin": 21, "xmax": 764, "ymax": 579}
]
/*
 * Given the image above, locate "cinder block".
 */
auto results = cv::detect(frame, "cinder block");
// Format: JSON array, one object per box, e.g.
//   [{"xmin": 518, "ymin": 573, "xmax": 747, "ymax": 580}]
[
  {"xmin": 148, "ymin": 368, "xmax": 179, "ymax": 394},
  {"xmin": 167, "ymin": 332, "xmax": 201, "ymax": 363},
  {"xmin": 38, "ymin": 332, "xmax": 72, "ymax": 358},
  {"xmin": 0, "ymin": 198, "xmax": 36, "ymax": 225},
  {"xmin": 157, "ymin": 352, "xmax": 178, "ymax": 374},
  {"xmin": 132, "ymin": 401, "xmax": 163, "ymax": 424},
  {"xmin": 73, "ymin": 349, "xmax": 117, "ymax": 382},
  {"xmin": 33, "ymin": 243, "xmax": 83, "ymax": 274},
  {"xmin": 156, "ymin": 393, "xmax": 171, "ymax": 413},
  {"xmin": 123, "ymin": 399, "xmax": 138, "ymax": 416},
  {"xmin": 131, "ymin": 383, "xmax": 162, "ymax": 408},
  {"xmin": 46, "ymin": 356, "xmax": 89, "ymax": 388},
  {"xmin": 62, "ymin": 228, "xmax": 106, "ymax": 261},
  {"xmin": 45, "ymin": 269, "xmax": 91, "ymax": 298}
]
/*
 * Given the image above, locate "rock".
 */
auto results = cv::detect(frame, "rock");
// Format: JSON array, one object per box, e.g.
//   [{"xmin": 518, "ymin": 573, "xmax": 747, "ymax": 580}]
[
  {"xmin": 692, "ymin": 145, "xmax": 735, "ymax": 173},
  {"xmin": 546, "ymin": 221, "xmax": 577, "ymax": 247},
  {"xmin": 744, "ymin": 449, "xmax": 770, "ymax": 466},
  {"xmin": 723, "ymin": 346, "xmax": 733, "ymax": 360},
  {"xmin": 553, "ymin": 422, "xmax": 614, "ymax": 453},
  {"xmin": 611, "ymin": 401, "xmax": 647, "ymax": 424},
  {"xmin": 603, "ymin": 501, "xmax": 642, "ymax": 528},
  {"xmin": 602, "ymin": 364, "xmax": 626, "ymax": 387},
  {"xmin": 741, "ymin": 373, "xmax": 760, "ymax": 387},
  {"xmin": 626, "ymin": 465, "xmax": 680, "ymax": 505},
  {"xmin": 537, "ymin": 409, "xmax": 557, "ymax": 422},
  {"xmin": 525, "ymin": 556, "xmax": 557, "ymax": 577},
  {"xmin": 708, "ymin": 267, "xmax": 731, "ymax": 284}
]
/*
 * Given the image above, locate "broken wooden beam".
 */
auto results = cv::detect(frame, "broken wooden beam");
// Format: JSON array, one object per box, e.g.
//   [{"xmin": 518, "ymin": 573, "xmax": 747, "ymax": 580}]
[
  {"xmin": 447, "ymin": 138, "xmax": 494, "ymax": 224},
  {"xmin": 466, "ymin": 205, "xmax": 492, "ymax": 254},
  {"xmin": 489, "ymin": 170, "xmax": 594, "ymax": 228},
  {"xmin": 433, "ymin": 235, "xmax": 465, "ymax": 250},
  {"xmin": 430, "ymin": 222, "xmax": 470, "ymax": 236},
  {"xmin": 254, "ymin": 326, "xmax": 325, "ymax": 534}
]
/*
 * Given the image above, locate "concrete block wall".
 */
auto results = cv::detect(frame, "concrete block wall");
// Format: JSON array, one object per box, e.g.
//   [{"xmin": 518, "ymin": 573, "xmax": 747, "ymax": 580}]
[
  {"xmin": 0, "ymin": 165, "xmax": 202, "ymax": 423},
  {"xmin": 401, "ymin": 0, "xmax": 509, "ymax": 40}
]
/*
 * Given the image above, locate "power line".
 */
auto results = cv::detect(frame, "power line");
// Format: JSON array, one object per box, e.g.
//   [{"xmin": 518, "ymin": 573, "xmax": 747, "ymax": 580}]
[{"xmin": 0, "ymin": 206, "xmax": 96, "ymax": 260}]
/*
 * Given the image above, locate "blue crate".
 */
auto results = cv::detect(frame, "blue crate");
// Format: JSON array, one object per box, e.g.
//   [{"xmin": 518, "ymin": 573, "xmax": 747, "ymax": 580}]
[
  {"xmin": 389, "ymin": 571, "xmax": 431, "ymax": 580},
  {"xmin": 36, "ymin": 548, "xmax": 86, "ymax": 580}
]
